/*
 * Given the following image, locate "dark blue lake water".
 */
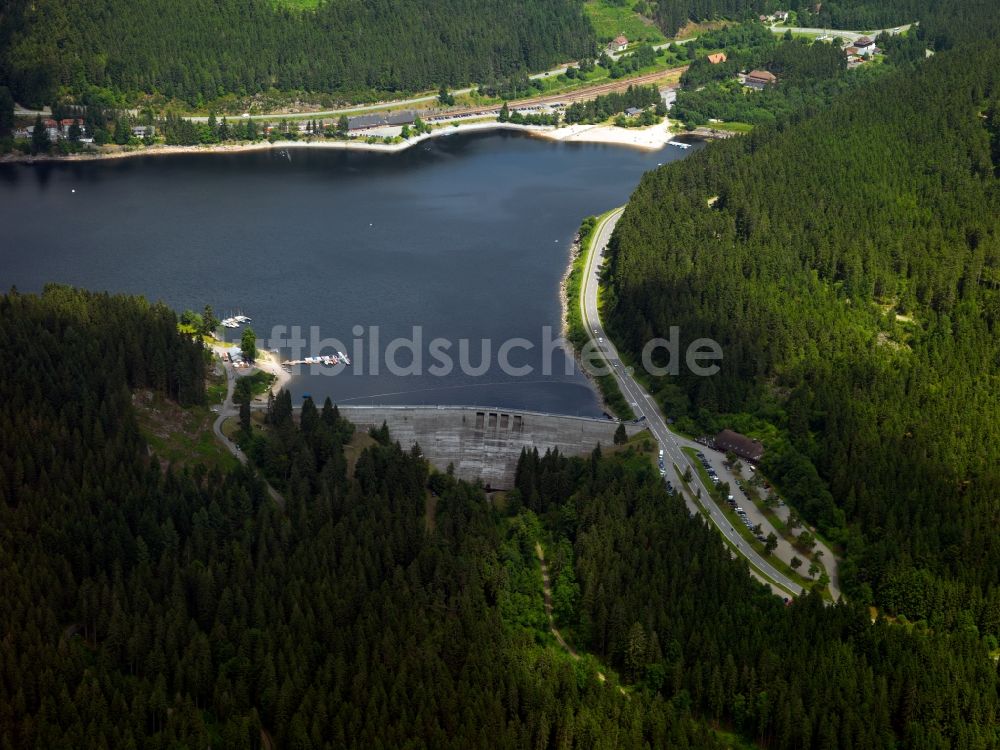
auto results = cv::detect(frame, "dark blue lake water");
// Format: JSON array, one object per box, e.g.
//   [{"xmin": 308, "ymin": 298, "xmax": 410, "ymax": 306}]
[{"xmin": 0, "ymin": 130, "xmax": 696, "ymax": 415}]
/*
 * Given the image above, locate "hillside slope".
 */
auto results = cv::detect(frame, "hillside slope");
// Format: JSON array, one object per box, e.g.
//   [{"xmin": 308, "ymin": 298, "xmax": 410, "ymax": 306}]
[
  {"xmin": 0, "ymin": 0, "xmax": 594, "ymax": 107},
  {"xmin": 606, "ymin": 35, "xmax": 1000, "ymax": 625}
]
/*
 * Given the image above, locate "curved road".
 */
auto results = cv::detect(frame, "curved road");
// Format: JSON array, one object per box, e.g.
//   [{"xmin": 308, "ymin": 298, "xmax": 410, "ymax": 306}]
[
  {"xmin": 210, "ymin": 347, "xmax": 285, "ymax": 508},
  {"xmin": 211, "ymin": 348, "xmax": 245, "ymax": 465},
  {"xmin": 581, "ymin": 208, "xmax": 802, "ymax": 596},
  {"xmin": 768, "ymin": 23, "xmax": 912, "ymax": 39}
]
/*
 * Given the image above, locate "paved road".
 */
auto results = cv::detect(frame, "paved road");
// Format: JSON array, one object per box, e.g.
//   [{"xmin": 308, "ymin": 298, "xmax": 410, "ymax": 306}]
[
  {"xmin": 186, "ymin": 39, "xmax": 699, "ymax": 123},
  {"xmin": 581, "ymin": 208, "xmax": 802, "ymax": 596},
  {"xmin": 210, "ymin": 347, "xmax": 286, "ymax": 507},
  {"xmin": 675, "ymin": 432, "xmax": 841, "ymax": 599},
  {"xmin": 186, "ymin": 59, "xmax": 595, "ymax": 122},
  {"xmin": 211, "ymin": 349, "xmax": 246, "ymax": 465},
  {"xmin": 769, "ymin": 23, "xmax": 912, "ymax": 39}
]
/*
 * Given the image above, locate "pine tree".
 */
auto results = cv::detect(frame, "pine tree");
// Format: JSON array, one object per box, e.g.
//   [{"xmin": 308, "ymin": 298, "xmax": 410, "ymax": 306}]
[{"xmin": 31, "ymin": 114, "xmax": 50, "ymax": 153}]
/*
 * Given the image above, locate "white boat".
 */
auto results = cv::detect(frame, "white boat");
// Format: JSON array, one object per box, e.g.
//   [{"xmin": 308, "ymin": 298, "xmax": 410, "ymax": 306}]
[{"xmin": 337, "ymin": 351, "xmax": 351, "ymax": 366}]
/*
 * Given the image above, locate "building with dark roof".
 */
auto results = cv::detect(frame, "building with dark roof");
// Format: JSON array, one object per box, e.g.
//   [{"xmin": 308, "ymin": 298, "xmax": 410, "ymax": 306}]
[
  {"xmin": 347, "ymin": 109, "xmax": 419, "ymax": 131},
  {"xmin": 715, "ymin": 429, "xmax": 765, "ymax": 463},
  {"xmin": 744, "ymin": 69, "xmax": 777, "ymax": 90},
  {"xmin": 347, "ymin": 113, "xmax": 386, "ymax": 130},
  {"xmin": 384, "ymin": 110, "xmax": 417, "ymax": 126},
  {"xmin": 854, "ymin": 36, "xmax": 877, "ymax": 56}
]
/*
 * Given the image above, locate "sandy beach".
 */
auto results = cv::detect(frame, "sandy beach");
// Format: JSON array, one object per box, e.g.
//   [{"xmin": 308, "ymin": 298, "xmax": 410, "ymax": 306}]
[
  {"xmin": 2, "ymin": 119, "xmax": 680, "ymax": 165},
  {"xmin": 253, "ymin": 349, "xmax": 292, "ymax": 396},
  {"xmin": 214, "ymin": 341, "xmax": 291, "ymax": 397},
  {"xmin": 537, "ymin": 119, "xmax": 676, "ymax": 149}
]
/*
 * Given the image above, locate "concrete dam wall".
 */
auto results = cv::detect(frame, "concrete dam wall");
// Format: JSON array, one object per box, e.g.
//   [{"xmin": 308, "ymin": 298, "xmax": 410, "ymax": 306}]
[{"xmin": 338, "ymin": 405, "xmax": 644, "ymax": 489}]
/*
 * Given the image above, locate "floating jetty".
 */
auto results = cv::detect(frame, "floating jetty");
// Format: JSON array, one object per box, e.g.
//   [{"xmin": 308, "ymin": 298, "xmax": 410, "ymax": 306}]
[
  {"xmin": 220, "ymin": 312, "xmax": 252, "ymax": 328},
  {"xmin": 283, "ymin": 353, "xmax": 351, "ymax": 368}
]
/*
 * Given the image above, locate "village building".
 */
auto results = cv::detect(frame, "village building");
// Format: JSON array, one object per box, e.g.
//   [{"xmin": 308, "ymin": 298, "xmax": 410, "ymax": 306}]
[
  {"xmin": 384, "ymin": 110, "xmax": 418, "ymax": 126},
  {"xmin": 854, "ymin": 36, "xmax": 877, "ymax": 56},
  {"xmin": 42, "ymin": 119, "xmax": 62, "ymax": 140},
  {"xmin": 347, "ymin": 113, "xmax": 387, "ymax": 130},
  {"xmin": 707, "ymin": 52, "xmax": 727, "ymax": 64},
  {"xmin": 607, "ymin": 35, "xmax": 628, "ymax": 54},
  {"xmin": 715, "ymin": 429, "xmax": 765, "ymax": 463},
  {"xmin": 131, "ymin": 125, "xmax": 154, "ymax": 138},
  {"xmin": 743, "ymin": 69, "xmax": 778, "ymax": 90},
  {"xmin": 347, "ymin": 109, "xmax": 419, "ymax": 131},
  {"xmin": 759, "ymin": 10, "xmax": 790, "ymax": 23}
]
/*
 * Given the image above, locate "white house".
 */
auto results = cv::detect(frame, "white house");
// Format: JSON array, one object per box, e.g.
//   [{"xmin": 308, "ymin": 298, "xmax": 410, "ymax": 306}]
[
  {"xmin": 854, "ymin": 36, "xmax": 876, "ymax": 56},
  {"xmin": 607, "ymin": 35, "xmax": 628, "ymax": 54}
]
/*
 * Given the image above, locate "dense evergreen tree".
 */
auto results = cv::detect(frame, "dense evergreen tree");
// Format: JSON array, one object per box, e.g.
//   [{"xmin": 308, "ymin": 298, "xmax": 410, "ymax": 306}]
[
  {"xmin": 604, "ymin": 6, "xmax": 1000, "ymax": 625},
  {"xmin": 512, "ymin": 447, "xmax": 1000, "ymax": 749},
  {"xmin": 0, "ymin": 85, "xmax": 14, "ymax": 137},
  {"xmin": 564, "ymin": 84, "xmax": 661, "ymax": 124},
  {"xmin": 0, "ymin": 287, "xmax": 737, "ymax": 749},
  {"xmin": 1, "ymin": 279, "xmax": 997, "ymax": 748},
  {"xmin": 0, "ymin": 0, "xmax": 595, "ymax": 107}
]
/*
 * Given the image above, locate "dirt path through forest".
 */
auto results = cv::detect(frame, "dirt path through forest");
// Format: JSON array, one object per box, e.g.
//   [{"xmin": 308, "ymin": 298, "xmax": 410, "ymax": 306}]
[{"xmin": 535, "ymin": 542, "xmax": 610, "ymax": 684}]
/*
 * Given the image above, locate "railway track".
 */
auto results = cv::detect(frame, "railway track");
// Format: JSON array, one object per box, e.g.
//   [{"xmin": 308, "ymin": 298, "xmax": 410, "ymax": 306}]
[{"xmin": 435, "ymin": 66, "xmax": 687, "ymax": 120}]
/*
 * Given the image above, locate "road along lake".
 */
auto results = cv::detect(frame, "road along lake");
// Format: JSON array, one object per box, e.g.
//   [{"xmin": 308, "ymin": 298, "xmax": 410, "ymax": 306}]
[{"xmin": 0, "ymin": 130, "xmax": 698, "ymax": 415}]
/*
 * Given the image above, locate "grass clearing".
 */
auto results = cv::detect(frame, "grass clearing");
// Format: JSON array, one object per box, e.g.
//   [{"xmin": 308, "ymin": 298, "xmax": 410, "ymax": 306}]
[
  {"xmin": 206, "ymin": 382, "xmax": 228, "ymax": 405},
  {"xmin": 344, "ymin": 431, "xmax": 378, "ymax": 477},
  {"xmin": 674, "ymin": 19, "xmax": 735, "ymax": 38},
  {"xmin": 134, "ymin": 390, "xmax": 238, "ymax": 473},
  {"xmin": 584, "ymin": 0, "xmax": 666, "ymax": 44},
  {"xmin": 712, "ymin": 728, "xmax": 760, "ymax": 749},
  {"xmin": 235, "ymin": 369, "xmax": 276, "ymax": 402},
  {"xmin": 710, "ymin": 120, "xmax": 754, "ymax": 133},
  {"xmin": 270, "ymin": 0, "xmax": 321, "ymax": 9}
]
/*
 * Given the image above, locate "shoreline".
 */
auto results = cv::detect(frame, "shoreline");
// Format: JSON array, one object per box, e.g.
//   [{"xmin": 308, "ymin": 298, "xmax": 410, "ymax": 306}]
[
  {"xmin": 253, "ymin": 349, "xmax": 292, "ymax": 397},
  {"xmin": 2, "ymin": 119, "xmax": 686, "ymax": 165},
  {"xmin": 559, "ymin": 215, "xmax": 617, "ymax": 418},
  {"xmin": 213, "ymin": 341, "xmax": 291, "ymax": 397},
  {"xmin": 559, "ymin": 230, "xmax": 583, "ymax": 341}
]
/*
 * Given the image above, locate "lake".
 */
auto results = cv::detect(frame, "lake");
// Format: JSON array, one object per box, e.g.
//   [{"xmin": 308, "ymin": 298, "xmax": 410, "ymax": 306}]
[{"xmin": 0, "ymin": 131, "xmax": 695, "ymax": 415}]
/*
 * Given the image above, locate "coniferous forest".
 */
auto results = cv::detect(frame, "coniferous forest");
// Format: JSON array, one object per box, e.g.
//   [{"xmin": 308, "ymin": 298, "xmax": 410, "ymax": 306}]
[
  {"xmin": 2, "ymin": 287, "xmax": 997, "ymax": 748},
  {"xmin": 0, "ymin": 0, "xmax": 943, "ymax": 109},
  {"xmin": 606, "ymin": 1, "xmax": 1000, "ymax": 633},
  {"xmin": 4, "ymin": 0, "xmax": 1000, "ymax": 748},
  {"xmin": 0, "ymin": 0, "xmax": 594, "ymax": 107}
]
